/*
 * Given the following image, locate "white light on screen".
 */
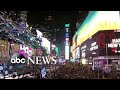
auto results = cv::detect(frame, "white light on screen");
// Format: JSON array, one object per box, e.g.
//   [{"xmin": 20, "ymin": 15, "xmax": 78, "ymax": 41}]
[
  {"xmin": 82, "ymin": 58, "xmax": 86, "ymax": 64},
  {"xmin": 66, "ymin": 28, "xmax": 69, "ymax": 32},
  {"xmin": 66, "ymin": 38, "xmax": 69, "ymax": 41},
  {"xmin": 65, "ymin": 46, "xmax": 69, "ymax": 60},
  {"xmin": 52, "ymin": 45, "xmax": 56, "ymax": 48}
]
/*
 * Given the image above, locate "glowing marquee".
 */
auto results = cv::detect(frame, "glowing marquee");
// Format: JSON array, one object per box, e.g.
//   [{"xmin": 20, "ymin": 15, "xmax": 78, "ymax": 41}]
[
  {"xmin": 76, "ymin": 11, "xmax": 120, "ymax": 47},
  {"xmin": 108, "ymin": 38, "xmax": 120, "ymax": 48}
]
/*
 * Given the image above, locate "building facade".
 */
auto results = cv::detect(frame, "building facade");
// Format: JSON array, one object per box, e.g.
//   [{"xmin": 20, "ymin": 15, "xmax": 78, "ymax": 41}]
[{"xmin": 71, "ymin": 11, "xmax": 120, "ymax": 66}]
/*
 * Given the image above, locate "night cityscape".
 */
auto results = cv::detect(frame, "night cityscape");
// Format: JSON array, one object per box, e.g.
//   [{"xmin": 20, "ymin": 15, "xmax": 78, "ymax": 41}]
[{"xmin": 0, "ymin": 11, "xmax": 120, "ymax": 79}]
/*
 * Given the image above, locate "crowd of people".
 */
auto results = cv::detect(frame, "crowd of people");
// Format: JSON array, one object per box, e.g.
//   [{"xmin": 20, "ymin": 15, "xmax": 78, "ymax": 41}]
[
  {"xmin": 2, "ymin": 62, "xmax": 120, "ymax": 79},
  {"xmin": 44, "ymin": 63, "xmax": 120, "ymax": 79}
]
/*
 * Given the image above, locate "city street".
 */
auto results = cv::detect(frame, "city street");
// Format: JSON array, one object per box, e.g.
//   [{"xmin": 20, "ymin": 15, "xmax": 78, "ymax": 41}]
[{"xmin": 0, "ymin": 11, "xmax": 120, "ymax": 79}]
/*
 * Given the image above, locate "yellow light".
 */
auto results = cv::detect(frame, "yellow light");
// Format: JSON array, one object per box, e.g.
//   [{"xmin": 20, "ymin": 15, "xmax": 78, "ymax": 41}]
[
  {"xmin": 76, "ymin": 11, "xmax": 120, "ymax": 46},
  {"xmin": 82, "ymin": 58, "xmax": 86, "ymax": 64}
]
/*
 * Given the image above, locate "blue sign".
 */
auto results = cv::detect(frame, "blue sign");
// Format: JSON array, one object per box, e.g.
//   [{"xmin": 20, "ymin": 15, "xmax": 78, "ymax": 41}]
[
  {"xmin": 66, "ymin": 33, "xmax": 69, "ymax": 37},
  {"xmin": 41, "ymin": 67, "xmax": 46, "ymax": 78}
]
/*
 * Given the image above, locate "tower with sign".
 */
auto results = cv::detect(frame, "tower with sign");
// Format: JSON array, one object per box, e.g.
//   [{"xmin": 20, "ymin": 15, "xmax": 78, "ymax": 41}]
[{"xmin": 65, "ymin": 24, "xmax": 70, "ymax": 61}]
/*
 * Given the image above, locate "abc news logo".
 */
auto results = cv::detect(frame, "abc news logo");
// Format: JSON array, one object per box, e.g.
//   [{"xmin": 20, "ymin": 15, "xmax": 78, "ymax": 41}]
[
  {"xmin": 11, "ymin": 53, "xmax": 26, "ymax": 64},
  {"xmin": 10, "ymin": 53, "xmax": 57, "ymax": 65}
]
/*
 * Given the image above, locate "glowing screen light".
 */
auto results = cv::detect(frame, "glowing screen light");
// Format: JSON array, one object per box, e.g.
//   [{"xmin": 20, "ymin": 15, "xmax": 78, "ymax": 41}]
[
  {"xmin": 42, "ymin": 37, "xmax": 50, "ymax": 54},
  {"xmin": 65, "ymin": 24, "xmax": 70, "ymax": 28},
  {"xmin": 36, "ymin": 30, "xmax": 42, "ymax": 39},
  {"xmin": 66, "ymin": 33, "xmax": 69, "ymax": 37},
  {"xmin": 66, "ymin": 28, "xmax": 69, "ymax": 32},
  {"xmin": 65, "ymin": 46, "xmax": 69, "ymax": 60},
  {"xmin": 82, "ymin": 58, "xmax": 86, "ymax": 64},
  {"xmin": 55, "ymin": 47, "xmax": 58, "ymax": 55},
  {"xmin": 76, "ymin": 11, "xmax": 120, "ymax": 46}
]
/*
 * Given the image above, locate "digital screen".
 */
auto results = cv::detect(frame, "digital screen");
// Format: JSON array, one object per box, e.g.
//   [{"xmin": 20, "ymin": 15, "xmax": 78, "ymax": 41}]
[
  {"xmin": 79, "ymin": 30, "xmax": 120, "ymax": 58},
  {"xmin": 99, "ymin": 30, "xmax": 120, "ymax": 56},
  {"xmin": 65, "ymin": 33, "xmax": 69, "ymax": 37},
  {"xmin": 66, "ymin": 28, "xmax": 69, "ymax": 32},
  {"xmin": 65, "ymin": 46, "xmax": 69, "ymax": 60},
  {"xmin": 74, "ymin": 11, "xmax": 120, "ymax": 47}
]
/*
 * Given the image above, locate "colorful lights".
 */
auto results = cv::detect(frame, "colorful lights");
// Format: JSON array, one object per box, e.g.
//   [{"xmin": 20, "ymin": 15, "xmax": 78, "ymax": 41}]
[
  {"xmin": 65, "ymin": 24, "xmax": 70, "ymax": 28},
  {"xmin": 65, "ymin": 24, "xmax": 70, "ymax": 60}
]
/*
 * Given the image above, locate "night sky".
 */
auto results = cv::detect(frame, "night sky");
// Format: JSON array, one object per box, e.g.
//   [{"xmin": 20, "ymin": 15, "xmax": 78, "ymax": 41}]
[{"xmin": 27, "ymin": 11, "xmax": 88, "ymax": 55}]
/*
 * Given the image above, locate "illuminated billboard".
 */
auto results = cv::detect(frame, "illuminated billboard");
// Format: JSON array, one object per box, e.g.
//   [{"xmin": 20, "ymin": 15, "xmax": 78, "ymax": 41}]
[
  {"xmin": 72, "ymin": 11, "xmax": 120, "ymax": 60},
  {"xmin": 99, "ymin": 30, "xmax": 120, "ymax": 56},
  {"xmin": 65, "ymin": 46, "xmax": 69, "ymax": 60},
  {"xmin": 79, "ymin": 30, "xmax": 120, "ymax": 59},
  {"xmin": 65, "ymin": 24, "xmax": 70, "ymax": 60},
  {"xmin": 75, "ymin": 11, "xmax": 120, "ymax": 47}
]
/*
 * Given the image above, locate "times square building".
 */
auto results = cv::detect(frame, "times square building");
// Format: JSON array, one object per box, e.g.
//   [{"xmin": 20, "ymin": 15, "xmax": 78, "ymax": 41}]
[
  {"xmin": 79, "ymin": 30, "xmax": 120, "ymax": 69},
  {"xmin": 71, "ymin": 11, "xmax": 120, "ymax": 69}
]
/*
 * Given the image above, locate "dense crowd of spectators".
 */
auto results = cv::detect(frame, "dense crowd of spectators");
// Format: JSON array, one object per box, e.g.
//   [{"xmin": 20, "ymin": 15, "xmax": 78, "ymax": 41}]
[
  {"xmin": 44, "ymin": 63, "xmax": 120, "ymax": 79},
  {"xmin": 5, "ymin": 63, "xmax": 120, "ymax": 79}
]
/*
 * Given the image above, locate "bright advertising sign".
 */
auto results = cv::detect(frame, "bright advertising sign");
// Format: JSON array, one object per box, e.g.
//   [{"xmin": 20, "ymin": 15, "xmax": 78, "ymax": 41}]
[
  {"xmin": 65, "ymin": 24, "xmax": 70, "ymax": 60},
  {"xmin": 19, "ymin": 44, "xmax": 32, "ymax": 58},
  {"xmin": 65, "ymin": 46, "xmax": 69, "ymax": 60},
  {"xmin": 76, "ymin": 11, "xmax": 120, "ymax": 47}
]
